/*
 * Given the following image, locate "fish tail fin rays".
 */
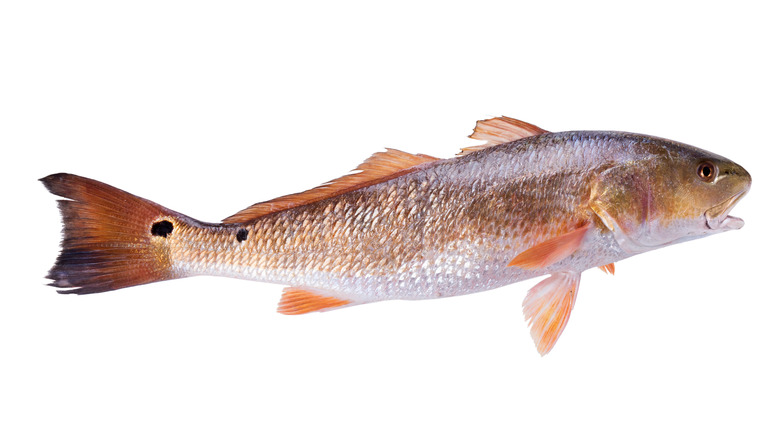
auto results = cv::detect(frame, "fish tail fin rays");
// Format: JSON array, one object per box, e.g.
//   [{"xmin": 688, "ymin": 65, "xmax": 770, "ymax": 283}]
[
  {"xmin": 40, "ymin": 173, "xmax": 191, "ymax": 294},
  {"xmin": 522, "ymin": 272, "xmax": 581, "ymax": 356}
]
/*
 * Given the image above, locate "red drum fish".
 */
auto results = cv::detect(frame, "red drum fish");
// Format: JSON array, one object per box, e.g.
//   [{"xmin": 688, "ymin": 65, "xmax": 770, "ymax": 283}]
[{"xmin": 41, "ymin": 117, "xmax": 751, "ymax": 355}]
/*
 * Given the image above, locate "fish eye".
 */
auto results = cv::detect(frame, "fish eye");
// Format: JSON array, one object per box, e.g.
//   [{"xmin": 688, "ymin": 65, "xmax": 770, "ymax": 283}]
[{"xmin": 697, "ymin": 161, "xmax": 717, "ymax": 183}]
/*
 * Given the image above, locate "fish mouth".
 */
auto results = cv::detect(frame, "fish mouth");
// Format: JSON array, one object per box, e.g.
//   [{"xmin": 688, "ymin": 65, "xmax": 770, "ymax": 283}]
[{"xmin": 705, "ymin": 190, "xmax": 748, "ymax": 231}]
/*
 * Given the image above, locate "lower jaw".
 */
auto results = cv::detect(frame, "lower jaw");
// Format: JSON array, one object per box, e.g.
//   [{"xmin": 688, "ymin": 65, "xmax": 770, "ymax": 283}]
[{"xmin": 706, "ymin": 215, "xmax": 744, "ymax": 230}]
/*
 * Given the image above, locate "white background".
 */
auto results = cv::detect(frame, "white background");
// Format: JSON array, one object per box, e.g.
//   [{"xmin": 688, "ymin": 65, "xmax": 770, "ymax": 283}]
[{"xmin": 1, "ymin": 1, "xmax": 778, "ymax": 437}]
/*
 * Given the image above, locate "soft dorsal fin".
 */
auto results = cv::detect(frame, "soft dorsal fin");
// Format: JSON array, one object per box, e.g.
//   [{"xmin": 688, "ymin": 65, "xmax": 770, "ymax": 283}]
[
  {"xmin": 277, "ymin": 287, "xmax": 351, "ymax": 315},
  {"xmin": 523, "ymin": 271, "xmax": 581, "ymax": 355},
  {"xmin": 459, "ymin": 116, "xmax": 548, "ymax": 156},
  {"xmin": 508, "ymin": 225, "xmax": 590, "ymax": 270},
  {"xmin": 223, "ymin": 149, "xmax": 439, "ymax": 223}
]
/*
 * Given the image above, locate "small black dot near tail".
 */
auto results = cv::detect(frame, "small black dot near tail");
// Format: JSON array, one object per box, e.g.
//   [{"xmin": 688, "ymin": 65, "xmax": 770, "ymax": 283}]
[
  {"xmin": 236, "ymin": 228, "xmax": 248, "ymax": 242},
  {"xmin": 151, "ymin": 220, "xmax": 174, "ymax": 238},
  {"xmin": 41, "ymin": 173, "xmax": 185, "ymax": 294}
]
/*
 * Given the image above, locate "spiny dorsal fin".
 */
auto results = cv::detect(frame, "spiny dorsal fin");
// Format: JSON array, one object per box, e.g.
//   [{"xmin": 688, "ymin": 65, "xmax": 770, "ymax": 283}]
[
  {"xmin": 223, "ymin": 149, "xmax": 439, "ymax": 223},
  {"xmin": 523, "ymin": 271, "xmax": 581, "ymax": 356},
  {"xmin": 277, "ymin": 287, "xmax": 351, "ymax": 315},
  {"xmin": 459, "ymin": 116, "xmax": 548, "ymax": 156}
]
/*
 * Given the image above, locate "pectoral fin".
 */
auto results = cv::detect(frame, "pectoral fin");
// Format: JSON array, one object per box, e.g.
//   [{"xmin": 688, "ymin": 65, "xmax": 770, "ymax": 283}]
[
  {"xmin": 523, "ymin": 272, "xmax": 581, "ymax": 356},
  {"xmin": 508, "ymin": 225, "xmax": 590, "ymax": 270}
]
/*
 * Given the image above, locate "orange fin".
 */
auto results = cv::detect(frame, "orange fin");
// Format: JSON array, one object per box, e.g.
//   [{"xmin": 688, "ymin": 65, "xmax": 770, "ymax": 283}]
[
  {"xmin": 459, "ymin": 116, "xmax": 548, "ymax": 155},
  {"xmin": 40, "ymin": 173, "xmax": 185, "ymax": 294},
  {"xmin": 223, "ymin": 149, "xmax": 439, "ymax": 223},
  {"xmin": 277, "ymin": 287, "xmax": 352, "ymax": 315},
  {"xmin": 598, "ymin": 263, "xmax": 615, "ymax": 275},
  {"xmin": 508, "ymin": 225, "xmax": 590, "ymax": 270},
  {"xmin": 523, "ymin": 272, "xmax": 581, "ymax": 356}
]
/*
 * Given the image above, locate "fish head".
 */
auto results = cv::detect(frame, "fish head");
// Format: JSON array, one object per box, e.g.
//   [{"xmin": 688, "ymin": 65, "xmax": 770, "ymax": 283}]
[
  {"xmin": 591, "ymin": 137, "xmax": 751, "ymax": 254},
  {"xmin": 686, "ymin": 157, "xmax": 751, "ymax": 233}
]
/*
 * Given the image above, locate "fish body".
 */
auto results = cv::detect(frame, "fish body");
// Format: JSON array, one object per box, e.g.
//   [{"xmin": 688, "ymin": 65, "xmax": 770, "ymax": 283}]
[
  {"xmin": 175, "ymin": 132, "xmax": 633, "ymax": 297},
  {"xmin": 42, "ymin": 117, "xmax": 751, "ymax": 354}
]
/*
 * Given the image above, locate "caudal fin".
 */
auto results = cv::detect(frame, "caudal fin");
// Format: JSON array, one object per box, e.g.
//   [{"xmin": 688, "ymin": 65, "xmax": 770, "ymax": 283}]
[{"xmin": 41, "ymin": 173, "xmax": 191, "ymax": 294}]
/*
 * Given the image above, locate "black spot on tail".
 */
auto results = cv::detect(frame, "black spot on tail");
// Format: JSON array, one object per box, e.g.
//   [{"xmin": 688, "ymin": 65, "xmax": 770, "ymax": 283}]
[
  {"xmin": 236, "ymin": 228, "xmax": 248, "ymax": 242},
  {"xmin": 151, "ymin": 220, "xmax": 174, "ymax": 238},
  {"xmin": 41, "ymin": 173, "xmax": 184, "ymax": 294}
]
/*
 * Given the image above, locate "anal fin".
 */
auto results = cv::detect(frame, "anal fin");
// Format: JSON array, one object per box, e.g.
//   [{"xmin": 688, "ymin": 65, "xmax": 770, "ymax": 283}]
[
  {"xmin": 277, "ymin": 287, "xmax": 351, "ymax": 315},
  {"xmin": 508, "ymin": 225, "xmax": 590, "ymax": 270},
  {"xmin": 523, "ymin": 272, "xmax": 581, "ymax": 356}
]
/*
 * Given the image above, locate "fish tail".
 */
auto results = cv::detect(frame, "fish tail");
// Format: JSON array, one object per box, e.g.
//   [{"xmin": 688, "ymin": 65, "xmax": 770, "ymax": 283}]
[{"xmin": 41, "ymin": 173, "xmax": 192, "ymax": 294}]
